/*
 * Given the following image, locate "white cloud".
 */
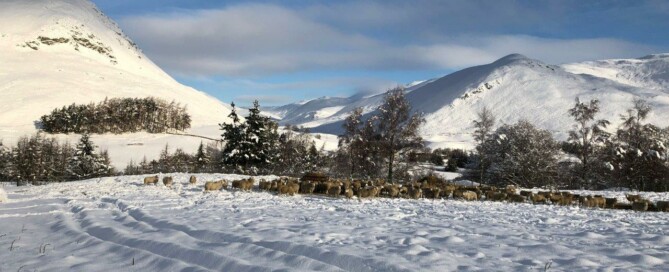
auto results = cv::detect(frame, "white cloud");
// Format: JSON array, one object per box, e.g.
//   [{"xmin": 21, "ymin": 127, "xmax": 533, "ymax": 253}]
[{"xmin": 120, "ymin": 3, "xmax": 660, "ymax": 77}]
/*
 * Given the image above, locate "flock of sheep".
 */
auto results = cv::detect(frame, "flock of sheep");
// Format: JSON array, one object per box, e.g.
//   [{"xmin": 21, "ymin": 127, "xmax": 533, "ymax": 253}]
[{"xmin": 142, "ymin": 175, "xmax": 669, "ymax": 213}]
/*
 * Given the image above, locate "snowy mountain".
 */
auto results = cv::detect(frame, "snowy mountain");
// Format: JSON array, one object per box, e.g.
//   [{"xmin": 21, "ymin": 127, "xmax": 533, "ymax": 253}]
[
  {"xmin": 562, "ymin": 54, "xmax": 669, "ymax": 91},
  {"xmin": 0, "ymin": 0, "xmax": 232, "ymax": 167},
  {"xmin": 275, "ymin": 54, "xmax": 669, "ymax": 149},
  {"xmin": 264, "ymin": 79, "xmax": 435, "ymax": 128}
]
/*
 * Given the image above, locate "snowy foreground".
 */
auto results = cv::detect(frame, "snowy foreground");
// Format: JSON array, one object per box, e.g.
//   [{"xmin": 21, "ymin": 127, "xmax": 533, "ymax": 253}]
[{"xmin": 1, "ymin": 174, "xmax": 668, "ymax": 271}]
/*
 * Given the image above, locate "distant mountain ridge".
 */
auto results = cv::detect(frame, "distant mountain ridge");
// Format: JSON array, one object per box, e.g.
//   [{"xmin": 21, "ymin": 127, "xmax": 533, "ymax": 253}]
[{"xmin": 267, "ymin": 53, "xmax": 669, "ymax": 149}]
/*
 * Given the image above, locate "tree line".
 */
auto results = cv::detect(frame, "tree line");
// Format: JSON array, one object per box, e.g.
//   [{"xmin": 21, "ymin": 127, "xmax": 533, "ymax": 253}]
[
  {"xmin": 38, "ymin": 97, "xmax": 191, "ymax": 134},
  {"xmin": 5, "ymin": 88, "xmax": 668, "ymax": 192},
  {"xmin": 0, "ymin": 133, "xmax": 113, "ymax": 184},
  {"xmin": 470, "ymin": 98, "xmax": 669, "ymax": 192},
  {"xmin": 125, "ymin": 100, "xmax": 325, "ymax": 176}
]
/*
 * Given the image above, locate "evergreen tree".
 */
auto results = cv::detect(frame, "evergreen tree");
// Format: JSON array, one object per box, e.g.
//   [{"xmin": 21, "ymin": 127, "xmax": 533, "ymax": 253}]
[
  {"xmin": 220, "ymin": 102, "xmax": 249, "ymax": 170},
  {"xmin": 194, "ymin": 141, "xmax": 210, "ymax": 172},
  {"xmin": 68, "ymin": 133, "xmax": 110, "ymax": 179},
  {"xmin": 245, "ymin": 100, "xmax": 279, "ymax": 169},
  {"xmin": 0, "ymin": 140, "xmax": 10, "ymax": 180}
]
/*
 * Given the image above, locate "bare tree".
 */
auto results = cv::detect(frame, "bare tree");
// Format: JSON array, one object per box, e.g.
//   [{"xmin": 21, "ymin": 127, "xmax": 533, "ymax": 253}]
[
  {"xmin": 563, "ymin": 98, "xmax": 610, "ymax": 188},
  {"xmin": 473, "ymin": 106, "xmax": 495, "ymax": 183},
  {"xmin": 376, "ymin": 87, "xmax": 425, "ymax": 183}
]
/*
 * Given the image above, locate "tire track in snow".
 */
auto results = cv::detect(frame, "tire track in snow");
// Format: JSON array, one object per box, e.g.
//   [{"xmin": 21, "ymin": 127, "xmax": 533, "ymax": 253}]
[
  {"xmin": 63, "ymin": 201, "xmax": 285, "ymax": 272},
  {"xmin": 101, "ymin": 197, "xmax": 412, "ymax": 272}
]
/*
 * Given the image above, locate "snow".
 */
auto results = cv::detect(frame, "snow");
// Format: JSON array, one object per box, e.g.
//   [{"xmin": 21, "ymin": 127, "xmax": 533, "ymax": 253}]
[
  {"xmin": 0, "ymin": 0, "xmax": 231, "ymax": 167},
  {"xmin": 1, "ymin": 174, "xmax": 668, "ymax": 271},
  {"xmin": 272, "ymin": 54, "xmax": 669, "ymax": 152}
]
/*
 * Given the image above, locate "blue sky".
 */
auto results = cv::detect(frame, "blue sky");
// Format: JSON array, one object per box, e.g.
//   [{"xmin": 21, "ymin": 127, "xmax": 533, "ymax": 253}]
[{"xmin": 92, "ymin": 0, "xmax": 669, "ymax": 107}]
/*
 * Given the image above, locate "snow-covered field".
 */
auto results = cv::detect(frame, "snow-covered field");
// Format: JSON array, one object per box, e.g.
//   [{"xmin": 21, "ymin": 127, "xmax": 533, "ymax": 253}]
[{"xmin": 1, "ymin": 174, "xmax": 668, "ymax": 271}]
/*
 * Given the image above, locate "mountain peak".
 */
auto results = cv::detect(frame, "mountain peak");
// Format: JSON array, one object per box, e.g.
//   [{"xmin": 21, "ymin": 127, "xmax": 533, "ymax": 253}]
[{"xmin": 493, "ymin": 53, "xmax": 532, "ymax": 65}]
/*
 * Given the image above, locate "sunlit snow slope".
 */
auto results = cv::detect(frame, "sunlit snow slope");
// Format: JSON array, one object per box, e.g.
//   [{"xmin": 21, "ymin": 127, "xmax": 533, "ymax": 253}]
[
  {"xmin": 0, "ymin": 0, "xmax": 232, "ymax": 167},
  {"xmin": 298, "ymin": 54, "xmax": 669, "ymax": 149}
]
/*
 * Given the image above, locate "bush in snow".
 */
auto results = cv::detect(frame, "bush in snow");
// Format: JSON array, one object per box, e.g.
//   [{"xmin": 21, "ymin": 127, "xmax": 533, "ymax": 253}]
[{"xmin": 480, "ymin": 120, "xmax": 560, "ymax": 188}]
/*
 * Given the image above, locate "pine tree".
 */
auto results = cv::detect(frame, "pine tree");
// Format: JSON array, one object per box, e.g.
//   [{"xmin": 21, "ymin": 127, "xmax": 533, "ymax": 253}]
[
  {"xmin": 68, "ymin": 133, "xmax": 109, "ymax": 179},
  {"xmin": 245, "ymin": 100, "xmax": 279, "ymax": 170},
  {"xmin": 220, "ymin": 102, "xmax": 249, "ymax": 170},
  {"xmin": 0, "ymin": 140, "xmax": 10, "ymax": 181},
  {"xmin": 194, "ymin": 141, "xmax": 210, "ymax": 172}
]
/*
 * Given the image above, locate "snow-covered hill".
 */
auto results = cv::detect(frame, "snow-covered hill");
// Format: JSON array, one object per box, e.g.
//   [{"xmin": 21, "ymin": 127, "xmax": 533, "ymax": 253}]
[
  {"xmin": 276, "ymin": 54, "xmax": 669, "ymax": 149},
  {"xmin": 264, "ymin": 79, "xmax": 435, "ymax": 128},
  {"xmin": 0, "ymin": 0, "xmax": 232, "ymax": 167},
  {"xmin": 562, "ymin": 53, "xmax": 669, "ymax": 91}
]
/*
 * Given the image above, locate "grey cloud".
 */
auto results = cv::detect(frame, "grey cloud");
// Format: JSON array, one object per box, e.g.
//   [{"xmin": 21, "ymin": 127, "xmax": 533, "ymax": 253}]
[{"xmin": 119, "ymin": 2, "xmax": 662, "ymax": 77}]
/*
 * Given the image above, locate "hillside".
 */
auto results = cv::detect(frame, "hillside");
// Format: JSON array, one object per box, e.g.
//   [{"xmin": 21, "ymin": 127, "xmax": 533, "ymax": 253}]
[
  {"xmin": 0, "ymin": 0, "xmax": 232, "ymax": 168},
  {"xmin": 279, "ymin": 54, "xmax": 669, "ymax": 149}
]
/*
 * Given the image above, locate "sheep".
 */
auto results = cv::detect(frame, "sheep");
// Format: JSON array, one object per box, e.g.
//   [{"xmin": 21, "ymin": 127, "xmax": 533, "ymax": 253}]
[
  {"xmin": 507, "ymin": 194, "xmax": 526, "ymax": 203},
  {"xmin": 406, "ymin": 187, "xmax": 422, "ymax": 199},
  {"xmin": 626, "ymin": 194, "xmax": 641, "ymax": 203},
  {"xmin": 557, "ymin": 195, "xmax": 574, "ymax": 206},
  {"xmin": 613, "ymin": 203, "xmax": 633, "ymax": 210},
  {"xmin": 605, "ymin": 197, "xmax": 618, "ymax": 209},
  {"xmin": 300, "ymin": 182, "xmax": 316, "ymax": 194},
  {"xmin": 162, "ymin": 176, "xmax": 173, "ymax": 187},
  {"xmin": 205, "ymin": 180, "xmax": 227, "ymax": 191},
  {"xmin": 232, "ymin": 178, "xmax": 254, "ymax": 191},
  {"xmin": 143, "ymin": 175, "xmax": 159, "ymax": 185},
  {"xmin": 398, "ymin": 185, "xmax": 409, "ymax": 197},
  {"xmin": 382, "ymin": 185, "xmax": 400, "ymax": 198},
  {"xmin": 277, "ymin": 181, "xmax": 299, "ymax": 196},
  {"xmin": 259, "ymin": 180, "xmax": 272, "ymax": 191},
  {"xmin": 530, "ymin": 193, "xmax": 547, "ymax": 204},
  {"xmin": 343, "ymin": 187, "xmax": 354, "ymax": 199},
  {"xmin": 505, "ymin": 185, "xmax": 517, "ymax": 195},
  {"xmin": 243, "ymin": 178, "xmax": 255, "ymax": 190},
  {"xmin": 487, "ymin": 191, "xmax": 507, "ymax": 201},
  {"xmin": 327, "ymin": 184, "xmax": 341, "ymax": 197},
  {"xmin": 462, "ymin": 190, "xmax": 478, "ymax": 201},
  {"xmin": 582, "ymin": 196, "xmax": 606, "ymax": 208},
  {"xmin": 632, "ymin": 201, "xmax": 649, "ymax": 212},
  {"xmin": 656, "ymin": 201, "xmax": 669, "ymax": 212},
  {"xmin": 359, "ymin": 186, "xmax": 380, "ymax": 198},
  {"xmin": 189, "ymin": 175, "xmax": 197, "ymax": 185},
  {"xmin": 589, "ymin": 196, "xmax": 606, "ymax": 208},
  {"xmin": 423, "ymin": 187, "xmax": 442, "ymax": 199}
]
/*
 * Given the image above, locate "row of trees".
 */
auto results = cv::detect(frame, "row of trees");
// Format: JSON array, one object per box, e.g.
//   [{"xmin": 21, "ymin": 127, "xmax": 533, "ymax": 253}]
[
  {"xmin": 0, "ymin": 134, "xmax": 113, "ymax": 183},
  {"xmin": 472, "ymin": 98, "xmax": 669, "ymax": 191},
  {"xmin": 126, "ymin": 100, "xmax": 325, "ymax": 176},
  {"xmin": 39, "ymin": 97, "xmax": 191, "ymax": 134}
]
